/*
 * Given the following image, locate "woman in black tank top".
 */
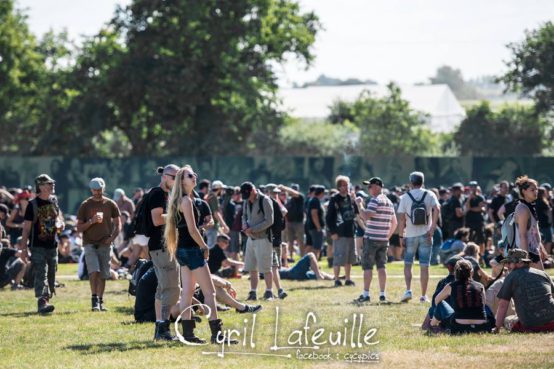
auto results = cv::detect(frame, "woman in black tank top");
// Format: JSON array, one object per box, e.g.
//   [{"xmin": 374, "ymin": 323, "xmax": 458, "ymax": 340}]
[
  {"xmin": 431, "ymin": 259, "xmax": 493, "ymax": 334},
  {"xmin": 164, "ymin": 165, "xmax": 237, "ymax": 345}
]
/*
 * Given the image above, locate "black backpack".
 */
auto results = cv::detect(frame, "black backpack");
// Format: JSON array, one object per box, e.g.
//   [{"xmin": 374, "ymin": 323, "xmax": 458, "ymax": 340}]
[
  {"xmin": 129, "ymin": 190, "xmax": 154, "ymax": 238},
  {"xmin": 406, "ymin": 191, "xmax": 428, "ymax": 226},
  {"xmin": 128, "ymin": 259, "xmax": 153, "ymax": 296},
  {"xmin": 257, "ymin": 195, "xmax": 285, "ymax": 243}
]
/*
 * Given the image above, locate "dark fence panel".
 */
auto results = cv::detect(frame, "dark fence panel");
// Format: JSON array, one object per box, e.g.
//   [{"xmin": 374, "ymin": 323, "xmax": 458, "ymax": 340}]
[{"xmin": 0, "ymin": 156, "xmax": 552, "ymax": 214}]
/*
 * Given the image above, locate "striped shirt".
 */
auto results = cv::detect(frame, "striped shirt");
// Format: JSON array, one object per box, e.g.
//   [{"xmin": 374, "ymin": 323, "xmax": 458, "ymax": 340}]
[{"xmin": 364, "ymin": 194, "xmax": 395, "ymax": 241}]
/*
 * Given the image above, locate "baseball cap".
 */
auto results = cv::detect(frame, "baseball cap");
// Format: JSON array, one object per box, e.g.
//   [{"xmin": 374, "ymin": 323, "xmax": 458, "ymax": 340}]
[
  {"xmin": 212, "ymin": 180, "xmax": 224, "ymax": 190},
  {"xmin": 240, "ymin": 182, "xmax": 254, "ymax": 200},
  {"xmin": 451, "ymin": 182, "xmax": 463, "ymax": 190},
  {"xmin": 468, "ymin": 180, "xmax": 479, "ymax": 187},
  {"xmin": 290, "ymin": 183, "xmax": 300, "ymax": 191},
  {"xmin": 265, "ymin": 183, "xmax": 277, "ymax": 193},
  {"xmin": 89, "ymin": 177, "xmax": 106, "ymax": 190},
  {"xmin": 500, "ymin": 249, "xmax": 532, "ymax": 264},
  {"xmin": 363, "ymin": 177, "xmax": 384, "ymax": 187},
  {"xmin": 113, "ymin": 188, "xmax": 125, "ymax": 201},
  {"xmin": 541, "ymin": 183, "xmax": 552, "ymax": 191},
  {"xmin": 35, "ymin": 174, "xmax": 55, "ymax": 185}
]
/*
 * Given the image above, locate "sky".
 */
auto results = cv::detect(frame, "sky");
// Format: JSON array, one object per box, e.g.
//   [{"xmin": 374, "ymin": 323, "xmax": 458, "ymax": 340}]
[{"xmin": 17, "ymin": 0, "xmax": 554, "ymax": 86}]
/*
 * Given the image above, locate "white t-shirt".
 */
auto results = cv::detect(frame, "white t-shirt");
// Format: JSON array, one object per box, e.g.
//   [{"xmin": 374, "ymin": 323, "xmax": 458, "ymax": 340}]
[{"xmin": 398, "ymin": 188, "xmax": 439, "ymax": 238}]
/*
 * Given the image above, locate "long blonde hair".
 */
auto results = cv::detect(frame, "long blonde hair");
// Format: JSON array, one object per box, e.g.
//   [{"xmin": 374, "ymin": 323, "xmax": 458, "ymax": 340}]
[{"xmin": 164, "ymin": 166, "xmax": 192, "ymax": 259}]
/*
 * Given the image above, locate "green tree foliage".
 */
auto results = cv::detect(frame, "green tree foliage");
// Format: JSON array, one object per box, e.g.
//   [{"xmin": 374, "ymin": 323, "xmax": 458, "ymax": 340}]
[
  {"xmin": 430, "ymin": 65, "xmax": 479, "ymax": 100},
  {"xmin": 278, "ymin": 117, "xmax": 359, "ymax": 155},
  {"xmin": 454, "ymin": 101, "xmax": 547, "ymax": 156},
  {"xmin": 500, "ymin": 21, "xmax": 554, "ymax": 113},
  {"xmin": 333, "ymin": 83, "xmax": 436, "ymax": 156}
]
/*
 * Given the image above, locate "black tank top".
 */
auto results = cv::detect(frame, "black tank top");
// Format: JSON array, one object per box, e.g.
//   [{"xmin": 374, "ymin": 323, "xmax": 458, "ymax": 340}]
[
  {"xmin": 177, "ymin": 199, "xmax": 201, "ymax": 249},
  {"xmin": 449, "ymin": 280, "xmax": 486, "ymax": 320}
]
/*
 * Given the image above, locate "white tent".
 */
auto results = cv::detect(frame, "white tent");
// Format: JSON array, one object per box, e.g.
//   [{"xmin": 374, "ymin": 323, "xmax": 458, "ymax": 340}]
[{"xmin": 279, "ymin": 84, "xmax": 466, "ymax": 133}]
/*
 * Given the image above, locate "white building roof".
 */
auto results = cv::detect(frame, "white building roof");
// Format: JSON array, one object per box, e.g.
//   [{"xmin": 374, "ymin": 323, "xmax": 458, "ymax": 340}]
[{"xmin": 279, "ymin": 84, "xmax": 466, "ymax": 132}]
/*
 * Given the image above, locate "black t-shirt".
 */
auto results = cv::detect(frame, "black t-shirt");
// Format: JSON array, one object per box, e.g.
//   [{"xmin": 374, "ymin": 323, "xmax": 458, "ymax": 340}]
[
  {"xmin": 536, "ymin": 200, "xmax": 552, "ymax": 228},
  {"xmin": 208, "ymin": 245, "xmax": 227, "ymax": 273},
  {"xmin": 465, "ymin": 194, "xmax": 485, "ymax": 227},
  {"xmin": 223, "ymin": 200, "xmax": 236, "ymax": 228},
  {"xmin": 446, "ymin": 196, "xmax": 463, "ymax": 229},
  {"xmin": 194, "ymin": 198, "xmax": 212, "ymax": 228},
  {"xmin": 147, "ymin": 187, "xmax": 168, "ymax": 251},
  {"xmin": 489, "ymin": 194, "xmax": 507, "ymax": 223},
  {"xmin": 286, "ymin": 194, "xmax": 305, "ymax": 222},
  {"xmin": 134, "ymin": 266, "xmax": 157, "ymax": 322},
  {"xmin": 326, "ymin": 193, "xmax": 356, "ymax": 238},
  {"xmin": 307, "ymin": 197, "xmax": 324, "ymax": 230},
  {"xmin": 24, "ymin": 197, "xmax": 59, "ymax": 249},
  {"xmin": 0, "ymin": 247, "xmax": 17, "ymax": 278}
]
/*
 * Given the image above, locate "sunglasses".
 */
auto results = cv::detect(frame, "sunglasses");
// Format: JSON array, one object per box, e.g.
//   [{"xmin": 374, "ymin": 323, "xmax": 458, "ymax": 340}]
[
  {"xmin": 165, "ymin": 174, "xmax": 176, "ymax": 180},
  {"xmin": 184, "ymin": 172, "xmax": 197, "ymax": 179}
]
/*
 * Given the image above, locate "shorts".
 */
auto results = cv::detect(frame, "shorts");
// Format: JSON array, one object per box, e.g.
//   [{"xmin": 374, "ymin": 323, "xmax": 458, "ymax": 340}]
[
  {"xmin": 309, "ymin": 230, "xmax": 324, "ymax": 250},
  {"xmin": 361, "ymin": 239, "xmax": 388, "ymax": 270},
  {"xmin": 149, "ymin": 249, "xmax": 180, "ymax": 306},
  {"xmin": 404, "ymin": 235, "xmax": 432, "ymax": 266},
  {"xmin": 132, "ymin": 234, "xmax": 149, "ymax": 247},
  {"xmin": 228, "ymin": 231, "xmax": 241, "ymax": 254},
  {"xmin": 175, "ymin": 247, "xmax": 206, "ymax": 271},
  {"xmin": 389, "ymin": 234, "xmax": 401, "ymax": 247},
  {"xmin": 333, "ymin": 237, "xmax": 356, "ymax": 266},
  {"xmin": 468, "ymin": 226, "xmax": 486, "ymax": 245},
  {"xmin": 540, "ymin": 227, "xmax": 552, "ymax": 243},
  {"xmin": 244, "ymin": 237, "xmax": 273, "ymax": 274},
  {"xmin": 84, "ymin": 244, "xmax": 112, "ymax": 280},
  {"xmin": 272, "ymin": 245, "xmax": 282, "ymax": 268}
]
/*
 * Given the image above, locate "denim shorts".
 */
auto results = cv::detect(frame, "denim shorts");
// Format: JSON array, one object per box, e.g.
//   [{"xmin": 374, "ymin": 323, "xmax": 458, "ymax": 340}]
[
  {"xmin": 176, "ymin": 247, "xmax": 206, "ymax": 271},
  {"xmin": 404, "ymin": 234, "xmax": 432, "ymax": 266}
]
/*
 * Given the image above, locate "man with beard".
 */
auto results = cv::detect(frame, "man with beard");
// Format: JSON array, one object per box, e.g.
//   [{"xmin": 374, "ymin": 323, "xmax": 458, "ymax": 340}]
[{"xmin": 76, "ymin": 178, "xmax": 121, "ymax": 312}]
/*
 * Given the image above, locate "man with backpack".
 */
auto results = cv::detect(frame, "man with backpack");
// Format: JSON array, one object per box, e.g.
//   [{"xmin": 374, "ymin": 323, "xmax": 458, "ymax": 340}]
[
  {"xmin": 240, "ymin": 181, "xmax": 275, "ymax": 301},
  {"xmin": 20, "ymin": 174, "xmax": 64, "ymax": 313},
  {"xmin": 397, "ymin": 172, "xmax": 440, "ymax": 303},
  {"xmin": 145, "ymin": 164, "xmax": 181, "ymax": 340}
]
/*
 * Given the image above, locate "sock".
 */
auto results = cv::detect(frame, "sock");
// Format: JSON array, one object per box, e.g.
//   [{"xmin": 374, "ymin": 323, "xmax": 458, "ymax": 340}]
[
  {"xmin": 362, "ymin": 290, "xmax": 369, "ymax": 298},
  {"xmin": 92, "ymin": 294, "xmax": 98, "ymax": 298},
  {"xmin": 379, "ymin": 291, "xmax": 386, "ymax": 297},
  {"xmin": 406, "ymin": 290, "xmax": 412, "ymax": 293},
  {"xmin": 250, "ymin": 289, "xmax": 257, "ymax": 293},
  {"xmin": 266, "ymin": 289, "xmax": 272, "ymax": 293}
]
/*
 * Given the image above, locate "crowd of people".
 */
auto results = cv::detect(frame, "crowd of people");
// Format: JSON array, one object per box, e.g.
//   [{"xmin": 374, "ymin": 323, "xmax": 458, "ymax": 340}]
[{"xmin": 1, "ymin": 166, "xmax": 553, "ymax": 340}]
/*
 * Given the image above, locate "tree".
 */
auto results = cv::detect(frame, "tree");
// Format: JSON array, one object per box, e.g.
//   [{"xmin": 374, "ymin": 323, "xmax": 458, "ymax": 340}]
[
  {"xmin": 454, "ymin": 101, "xmax": 547, "ymax": 156},
  {"xmin": 500, "ymin": 21, "xmax": 554, "ymax": 113},
  {"xmin": 430, "ymin": 65, "xmax": 479, "ymax": 100},
  {"xmin": 351, "ymin": 83, "xmax": 436, "ymax": 156}
]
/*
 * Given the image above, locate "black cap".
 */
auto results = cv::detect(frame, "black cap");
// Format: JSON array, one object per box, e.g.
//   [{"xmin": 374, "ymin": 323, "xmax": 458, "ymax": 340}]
[
  {"xmin": 35, "ymin": 174, "xmax": 55, "ymax": 185},
  {"xmin": 290, "ymin": 183, "xmax": 300, "ymax": 191},
  {"xmin": 363, "ymin": 177, "xmax": 384, "ymax": 187},
  {"xmin": 240, "ymin": 182, "xmax": 254, "ymax": 200}
]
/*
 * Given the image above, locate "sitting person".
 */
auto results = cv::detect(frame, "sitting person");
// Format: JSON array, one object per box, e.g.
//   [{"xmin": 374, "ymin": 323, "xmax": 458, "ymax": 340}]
[
  {"xmin": 278, "ymin": 252, "xmax": 334, "ymax": 281},
  {"xmin": 134, "ymin": 265, "xmax": 260, "ymax": 322},
  {"xmin": 438, "ymin": 228, "xmax": 469, "ymax": 264},
  {"xmin": 57, "ymin": 233, "xmax": 74, "ymax": 263},
  {"xmin": 462, "ymin": 242, "xmax": 493, "ymax": 287},
  {"xmin": 431, "ymin": 259, "xmax": 494, "ymax": 334},
  {"xmin": 485, "ymin": 266, "xmax": 515, "ymax": 317},
  {"xmin": 0, "ymin": 239, "xmax": 27, "ymax": 290},
  {"xmin": 495, "ymin": 249, "xmax": 554, "ymax": 333},
  {"xmin": 421, "ymin": 255, "xmax": 461, "ymax": 330},
  {"xmin": 208, "ymin": 234, "xmax": 244, "ymax": 278}
]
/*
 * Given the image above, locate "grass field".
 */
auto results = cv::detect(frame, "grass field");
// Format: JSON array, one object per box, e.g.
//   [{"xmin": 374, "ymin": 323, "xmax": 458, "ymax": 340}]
[{"xmin": 1, "ymin": 261, "xmax": 553, "ymax": 369}]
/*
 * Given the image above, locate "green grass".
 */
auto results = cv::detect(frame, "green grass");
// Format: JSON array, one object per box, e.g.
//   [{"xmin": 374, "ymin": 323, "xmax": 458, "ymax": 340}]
[{"xmin": 1, "ymin": 261, "xmax": 553, "ymax": 369}]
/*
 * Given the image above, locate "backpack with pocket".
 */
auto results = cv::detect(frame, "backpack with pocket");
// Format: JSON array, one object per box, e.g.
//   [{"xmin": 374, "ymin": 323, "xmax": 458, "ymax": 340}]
[
  {"xmin": 129, "ymin": 190, "xmax": 154, "ymax": 238},
  {"xmin": 406, "ymin": 191, "xmax": 428, "ymax": 226},
  {"xmin": 257, "ymin": 195, "xmax": 284, "ymax": 243},
  {"xmin": 500, "ymin": 212, "xmax": 517, "ymax": 256}
]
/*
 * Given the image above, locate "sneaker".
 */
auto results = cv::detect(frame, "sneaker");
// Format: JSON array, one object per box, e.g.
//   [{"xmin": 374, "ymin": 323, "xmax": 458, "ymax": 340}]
[
  {"xmin": 419, "ymin": 296, "xmax": 430, "ymax": 303},
  {"xmin": 278, "ymin": 289, "xmax": 288, "ymax": 300},
  {"xmin": 11, "ymin": 283, "xmax": 24, "ymax": 291},
  {"xmin": 237, "ymin": 304, "xmax": 263, "ymax": 314},
  {"xmin": 99, "ymin": 298, "xmax": 108, "ymax": 312},
  {"xmin": 263, "ymin": 291, "xmax": 274, "ymax": 301},
  {"xmin": 400, "ymin": 291, "xmax": 412, "ymax": 303},
  {"xmin": 345, "ymin": 279, "xmax": 355, "ymax": 286},
  {"xmin": 37, "ymin": 296, "xmax": 55, "ymax": 314},
  {"xmin": 334, "ymin": 279, "xmax": 342, "ymax": 287},
  {"xmin": 246, "ymin": 291, "xmax": 257, "ymax": 301},
  {"xmin": 91, "ymin": 296, "xmax": 100, "ymax": 312},
  {"xmin": 217, "ymin": 304, "xmax": 231, "ymax": 312},
  {"xmin": 355, "ymin": 295, "xmax": 370, "ymax": 303},
  {"xmin": 379, "ymin": 295, "xmax": 387, "ymax": 303}
]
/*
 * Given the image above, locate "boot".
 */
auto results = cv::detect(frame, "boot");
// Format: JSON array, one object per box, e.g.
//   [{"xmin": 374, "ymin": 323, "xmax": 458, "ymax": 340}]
[
  {"xmin": 180, "ymin": 319, "xmax": 206, "ymax": 344},
  {"xmin": 209, "ymin": 319, "xmax": 239, "ymax": 345},
  {"xmin": 154, "ymin": 320, "xmax": 175, "ymax": 341},
  {"xmin": 91, "ymin": 295, "xmax": 100, "ymax": 312},
  {"xmin": 37, "ymin": 296, "xmax": 55, "ymax": 314}
]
